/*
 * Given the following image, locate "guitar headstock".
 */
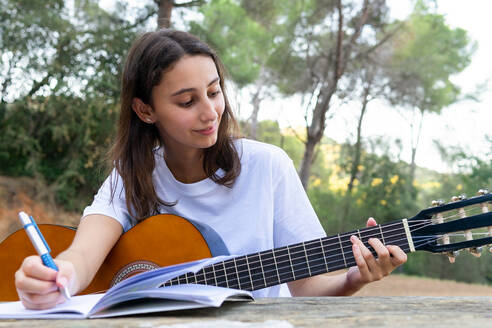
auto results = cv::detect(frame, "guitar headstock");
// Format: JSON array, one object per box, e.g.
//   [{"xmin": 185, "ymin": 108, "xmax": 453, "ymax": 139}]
[{"xmin": 408, "ymin": 189, "xmax": 492, "ymax": 262}]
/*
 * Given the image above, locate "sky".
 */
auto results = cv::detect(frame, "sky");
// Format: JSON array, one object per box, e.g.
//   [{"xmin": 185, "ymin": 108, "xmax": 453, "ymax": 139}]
[{"xmin": 252, "ymin": 0, "xmax": 492, "ymax": 173}]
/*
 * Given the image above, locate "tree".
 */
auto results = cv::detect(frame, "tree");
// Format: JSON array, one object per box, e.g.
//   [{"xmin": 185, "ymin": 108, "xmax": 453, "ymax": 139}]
[
  {"xmin": 268, "ymin": 0, "xmax": 395, "ymax": 188},
  {"xmin": 189, "ymin": 0, "xmax": 286, "ymax": 139},
  {"xmin": 0, "ymin": 0, "xmax": 151, "ymax": 210},
  {"xmin": 385, "ymin": 1, "xmax": 476, "ymax": 188}
]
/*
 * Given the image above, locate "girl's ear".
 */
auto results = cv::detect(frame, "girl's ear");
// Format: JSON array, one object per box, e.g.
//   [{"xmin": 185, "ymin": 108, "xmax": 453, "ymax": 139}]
[{"xmin": 132, "ymin": 98, "xmax": 155, "ymax": 124}]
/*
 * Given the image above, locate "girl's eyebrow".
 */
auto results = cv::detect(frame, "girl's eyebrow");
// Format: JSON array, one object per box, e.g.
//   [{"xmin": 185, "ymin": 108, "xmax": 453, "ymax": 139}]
[{"xmin": 170, "ymin": 77, "xmax": 220, "ymax": 97}]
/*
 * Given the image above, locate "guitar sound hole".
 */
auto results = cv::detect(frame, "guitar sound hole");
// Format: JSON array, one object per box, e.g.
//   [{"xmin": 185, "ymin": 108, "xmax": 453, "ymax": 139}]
[{"xmin": 111, "ymin": 261, "xmax": 160, "ymax": 287}]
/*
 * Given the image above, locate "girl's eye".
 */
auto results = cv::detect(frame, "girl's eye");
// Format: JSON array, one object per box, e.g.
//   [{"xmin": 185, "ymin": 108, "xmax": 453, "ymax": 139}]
[
  {"xmin": 179, "ymin": 99, "xmax": 194, "ymax": 107},
  {"xmin": 209, "ymin": 89, "xmax": 221, "ymax": 97}
]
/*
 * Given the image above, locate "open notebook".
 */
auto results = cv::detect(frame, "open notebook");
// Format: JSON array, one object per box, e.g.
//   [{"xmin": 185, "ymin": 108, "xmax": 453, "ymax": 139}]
[{"xmin": 0, "ymin": 257, "xmax": 253, "ymax": 319}]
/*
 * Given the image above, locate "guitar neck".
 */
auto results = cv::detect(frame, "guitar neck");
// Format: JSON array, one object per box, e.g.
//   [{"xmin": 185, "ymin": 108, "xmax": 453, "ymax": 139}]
[{"xmin": 164, "ymin": 219, "xmax": 415, "ymax": 291}]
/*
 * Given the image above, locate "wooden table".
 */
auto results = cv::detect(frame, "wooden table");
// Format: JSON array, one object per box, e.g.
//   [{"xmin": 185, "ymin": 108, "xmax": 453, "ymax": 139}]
[{"xmin": 0, "ymin": 297, "xmax": 491, "ymax": 327}]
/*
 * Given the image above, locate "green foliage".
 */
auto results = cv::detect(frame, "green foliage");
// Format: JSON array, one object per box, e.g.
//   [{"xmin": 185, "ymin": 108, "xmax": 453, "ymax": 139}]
[
  {"xmin": 0, "ymin": 0, "xmax": 145, "ymax": 210},
  {"xmin": 387, "ymin": 2, "xmax": 476, "ymax": 113},
  {"xmin": 0, "ymin": 96, "xmax": 118, "ymax": 210},
  {"xmin": 244, "ymin": 120, "xmax": 305, "ymax": 167},
  {"xmin": 189, "ymin": 0, "xmax": 272, "ymax": 87}
]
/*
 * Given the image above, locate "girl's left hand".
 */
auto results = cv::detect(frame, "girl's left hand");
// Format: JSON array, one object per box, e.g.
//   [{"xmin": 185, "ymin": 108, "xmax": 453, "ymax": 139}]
[{"xmin": 345, "ymin": 217, "xmax": 407, "ymax": 292}]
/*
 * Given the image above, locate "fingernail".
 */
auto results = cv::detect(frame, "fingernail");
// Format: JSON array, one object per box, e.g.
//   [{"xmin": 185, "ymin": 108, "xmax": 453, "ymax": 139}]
[{"xmin": 58, "ymin": 276, "xmax": 68, "ymax": 287}]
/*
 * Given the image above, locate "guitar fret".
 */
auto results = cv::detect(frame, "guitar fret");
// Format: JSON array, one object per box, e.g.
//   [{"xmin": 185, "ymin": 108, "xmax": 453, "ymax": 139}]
[
  {"xmin": 258, "ymin": 252, "xmax": 268, "ymax": 287},
  {"xmin": 338, "ymin": 234, "xmax": 347, "ymax": 267},
  {"xmin": 320, "ymin": 238, "xmax": 330, "ymax": 272},
  {"xmin": 379, "ymin": 225, "xmax": 386, "ymax": 245},
  {"xmin": 271, "ymin": 250, "xmax": 281, "ymax": 285},
  {"xmin": 290, "ymin": 243, "xmax": 309, "ymax": 280},
  {"xmin": 224, "ymin": 259, "xmax": 238, "ymax": 288},
  {"xmin": 274, "ymin": 247, "xmax": 294, "ymax": 284},
  {"xmin": 222, "ymin": 262, "xmax": 229, "ymax": 288},
  {"xmin": 259, "ymin": 250, "xmax": 279, "ymax": 287},
  {"xmin": 235, "ymin": 256, "xmax": 252, "ymax": 290},
  {"xmin": 304, "ymin": 239, "xmax": 324, "ymax": 278},
  {"xmin": 245, "ymin": 255, "xmax": 253, "ymax": 290},
  {"xmin": 213, "ymin": 262, "xmax": 227, "ymax": 288},
  {"xmin": 287, "ymin": 245, "xmax": 296, "ymax": 280},
  {"xmin": 247, "ymin": 253, "xmax": 265, "ymax": 290},
  {"xmin": 212, "ymin": 263, "xmax": 218, "ymax": 286},
  {"xmin": 302, "ymin": 242, "xmax": 312, "ymax": 277},
  {"xmin": 258, "ymin": 252, "xmax": 267, "ymax": 288},
  {"xmin": 196, "ymin": 268, "xmax": 205, "ymax": 284},
  {"xmin": 233, "ymin": 258, "xmax": 242, "ymax": 290}
]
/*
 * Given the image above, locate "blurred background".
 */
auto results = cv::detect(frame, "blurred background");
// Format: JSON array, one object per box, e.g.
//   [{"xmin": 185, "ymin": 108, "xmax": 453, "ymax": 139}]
[{"xmin": 0, "ymin": 0, "xmax": 491, "ymax": 295}]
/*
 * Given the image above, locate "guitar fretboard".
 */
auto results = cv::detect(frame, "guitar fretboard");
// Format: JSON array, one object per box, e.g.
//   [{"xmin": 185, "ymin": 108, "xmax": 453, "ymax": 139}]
[{"xmin": 162, "ymin": 220, "xmax": 413, "ymax": 291}]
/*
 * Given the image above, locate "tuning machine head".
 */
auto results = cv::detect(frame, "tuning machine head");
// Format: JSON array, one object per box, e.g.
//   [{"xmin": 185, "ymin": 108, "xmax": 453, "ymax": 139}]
[
  {"xmin": 477, "ymin": 188, "xmax": 490, "ymax": 195},
  {"xmin": 468, "ymin": 246, "xmax": 483, "ymax": 258},
  {"xmin": 431, "ymin": 199, "xmax": 445, "ymax": 207},
  {"xmin": 451, "ymin": 194, "xmax": 467, "ymax": 202},
  {"xmin": 446, "ymin": 250, "xmax": 459, "ymax": 263}
]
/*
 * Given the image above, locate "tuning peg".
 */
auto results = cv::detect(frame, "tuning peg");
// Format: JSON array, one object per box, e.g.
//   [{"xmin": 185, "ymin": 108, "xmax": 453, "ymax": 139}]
[
  {"xmin": 468, "ymin": 246, "xmax": 482, "ymax": 258},
  {"xmin": 451, "ymin": 194, "xmax": 466, "ymax": 202},
  {"xmin": 477, "ymin": 188, "xmax": 490, "ymax": 195},
  {"xmin": 446, "ymin": 250, "xmax": 459, "ymax": 263},
  {"xmin": 431, "ymin": 199, "xmax": 445, "ymax": 206}
]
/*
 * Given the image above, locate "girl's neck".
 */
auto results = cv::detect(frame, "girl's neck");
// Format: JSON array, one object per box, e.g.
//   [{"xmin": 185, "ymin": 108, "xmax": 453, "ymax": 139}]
[{"xmin": 164, "ymin": 148, "xmax": 207, "ymax": 184}]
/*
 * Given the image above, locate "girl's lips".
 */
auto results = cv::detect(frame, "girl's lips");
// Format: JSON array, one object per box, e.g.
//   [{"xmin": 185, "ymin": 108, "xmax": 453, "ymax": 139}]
[{"xmin": 194, "ymin": 125, "xmax": 217, "ymax": 136}]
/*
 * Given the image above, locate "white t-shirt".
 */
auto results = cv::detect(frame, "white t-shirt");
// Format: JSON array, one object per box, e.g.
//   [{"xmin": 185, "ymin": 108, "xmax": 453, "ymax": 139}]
[{"xmin": 83, "ymin": 138, "xmax": 326, "ymax": 297}]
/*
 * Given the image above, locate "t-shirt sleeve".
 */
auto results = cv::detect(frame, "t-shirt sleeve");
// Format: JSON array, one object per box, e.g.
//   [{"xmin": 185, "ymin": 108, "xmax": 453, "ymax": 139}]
[
  {"xmin": 272, "ymin": 150, "xmax": 326, "ymax": 248},
  {"xmin": 81, "ymin": 169, "xmax": 133, "ymax": 232}
]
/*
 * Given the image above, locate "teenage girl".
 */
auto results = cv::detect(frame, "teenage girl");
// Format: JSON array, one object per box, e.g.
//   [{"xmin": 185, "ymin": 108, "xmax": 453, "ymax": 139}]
[{"xmin": 15, "ymin": 29, "xmax": 407, "ymax": 309}]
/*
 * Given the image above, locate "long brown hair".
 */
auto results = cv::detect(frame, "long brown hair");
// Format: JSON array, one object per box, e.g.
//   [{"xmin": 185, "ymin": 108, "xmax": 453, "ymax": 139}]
[{"xmin": 110, "ymin": 29, "xmax": 241, "ymax": 223}]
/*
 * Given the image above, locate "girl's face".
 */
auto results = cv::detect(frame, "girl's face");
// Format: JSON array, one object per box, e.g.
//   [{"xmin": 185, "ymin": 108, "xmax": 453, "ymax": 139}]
[{"xmin": 150, "ymin": 55, "xmax": 225, "ymax": 156}]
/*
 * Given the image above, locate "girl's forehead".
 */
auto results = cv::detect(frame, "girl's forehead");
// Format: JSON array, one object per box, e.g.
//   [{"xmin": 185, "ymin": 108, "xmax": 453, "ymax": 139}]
[{"xmin": 158, "ymin": 55, "xmax": 219, "ymax": 92}]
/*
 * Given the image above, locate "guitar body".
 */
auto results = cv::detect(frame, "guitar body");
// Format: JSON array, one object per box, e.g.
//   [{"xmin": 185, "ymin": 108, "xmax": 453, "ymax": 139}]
[{"xmin": 0, "ymin": 214, "xmax": 225, "ymax": 301}]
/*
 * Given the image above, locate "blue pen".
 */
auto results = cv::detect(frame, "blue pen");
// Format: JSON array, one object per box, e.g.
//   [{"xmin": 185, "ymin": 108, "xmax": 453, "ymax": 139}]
[{"xmin": 18, "ymin": 211, "xmax": 71, "ymax": 300}]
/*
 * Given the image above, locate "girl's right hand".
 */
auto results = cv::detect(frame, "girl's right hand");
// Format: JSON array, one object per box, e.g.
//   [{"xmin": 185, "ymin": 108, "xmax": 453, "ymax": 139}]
[{"xmin": 15, "ymin": 255, "xmax": 76, "ymax": 310}]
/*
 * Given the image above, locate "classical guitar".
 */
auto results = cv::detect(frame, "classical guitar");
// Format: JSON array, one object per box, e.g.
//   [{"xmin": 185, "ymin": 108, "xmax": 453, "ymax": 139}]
[{"xmin": 0, "ymin": 191, "xmax": 491, "ymax": 301}]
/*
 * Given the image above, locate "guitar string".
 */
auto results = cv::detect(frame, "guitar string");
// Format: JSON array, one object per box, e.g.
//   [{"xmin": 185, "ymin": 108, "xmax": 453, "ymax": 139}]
[
  {"xmin": 165, "ymin": 208, "xmax": 490, "ymax": 288},
  {"xmin": 204, "ymin": 221, "xmax": 423, "ymax": 271},
  {"xmin": 167, "ymin": 231, "xmax": 480, "ymax": 289},
  {"xmin": 168, "ymin": 221, "xmax": 485, "ymax": 287},
  {"xmin": 173, "ymin": 204, "xmax": 487, "ymax": 284},
  {"xmin": 168, "ymin": 230, "xmax": 416, "ymax": 287},
  {"xmin": 169, "ymin": 239, "xmax": 444, "ymax": 290},
  {"xmin": 160, "ymin": 203, "xmax": 491, "ymax": 289}
]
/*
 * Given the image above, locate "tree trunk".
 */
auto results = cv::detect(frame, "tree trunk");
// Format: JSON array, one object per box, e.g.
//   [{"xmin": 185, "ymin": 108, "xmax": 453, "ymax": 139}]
[
  {"xmin": 156, "ymin": 0, "xmax": 173, "ymax": 28},
  {"xmin": 298, "ymin": 0, "xmax": 371, "ymax": 189},
  {"xmin": 409, "ymin": 109, "xmax": 424, "ymax": 187},
  {"xmin": 341, "ymin": 82, "xmax": 372, "ymax": 224},
  {"xmin": 299, "ymin": 138, "xmax": 318, "ymax": 188},
  {"xmin": 347, "ymin": 81, "xmax": 372, "ymax": 193},
  {"xmin": 249, "ymin": 91, "xmax": 261, "ymax": 140}
]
